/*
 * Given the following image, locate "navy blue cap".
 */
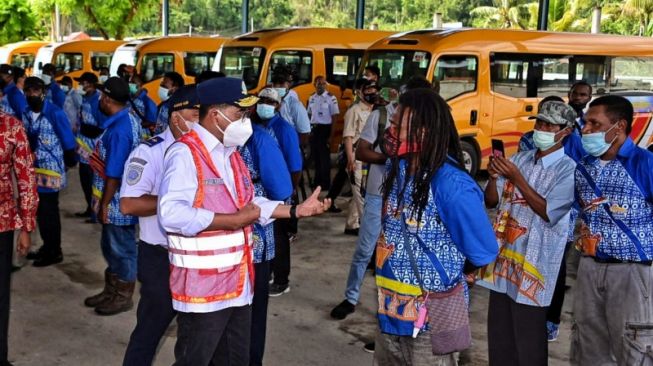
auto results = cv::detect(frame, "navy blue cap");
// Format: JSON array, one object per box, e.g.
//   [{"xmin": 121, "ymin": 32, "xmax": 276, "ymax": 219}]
[
  {"xmin": 169, "ymin": 85, "xmax": 200, "ymax": 113},
  {"xmin": 197, "ymin": 77, "xmax": 258, "ymax": 108}
]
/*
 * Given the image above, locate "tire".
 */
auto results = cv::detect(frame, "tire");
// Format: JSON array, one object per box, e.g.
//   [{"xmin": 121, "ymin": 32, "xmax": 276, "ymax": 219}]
[{"xmin": 460, "ymin": 140, "xmax": 479, "ymax": 177}]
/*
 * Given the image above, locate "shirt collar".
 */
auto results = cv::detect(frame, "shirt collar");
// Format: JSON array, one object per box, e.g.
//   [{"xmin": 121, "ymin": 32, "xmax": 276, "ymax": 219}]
[
  {"xmin": 3, "ymin": 82, "xmax": 16, "ymax": 94},
  {"xmin": 101, "ymin": 107, "xmax": 129, "ymax": 129},
  {"xmin": 193, "ymin": 122, "xmax": 235, "ymax": 156},
  {"xmin": 537, "ymin": 146, "xmax": 565, "ymax": 168},
  {"xmin": 617, "ymin": 137, "xmax": 636, "ymax": 158}
]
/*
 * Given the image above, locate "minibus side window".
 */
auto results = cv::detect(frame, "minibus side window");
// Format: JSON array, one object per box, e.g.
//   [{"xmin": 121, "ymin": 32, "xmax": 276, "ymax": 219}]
[
  {"xmin": 141, "ymin": 53, "xmax": 175, "ymax": 83},
  {"xmin": 324, "ymin": 49, "xmax": 363, "ymax": 90},
  {"xmin": 55, "ymin": 53, "xmax": 83, "ymax": 74},
  {"xmin": 10, "ymin": 54, "xmax": 35, "ymax": 69},
  {"xmin": 539, "ymin": 56, "xmax": 571, "ymax": 98},
  {"xmin": 91, "ymin": 52, "xmax": 113, "ymax": 71},
  {"xmin": 609, "ymin": 57, "xmax": 653, "ymax": 93},
  {"xmin": 184, "ymin": 53, "xmax": 215, "ymax": 77},
  {"xmin": 268, "ymin": 50, "xmax": 312, "ymax": 87},
  {"xmin": 433, "ymin": 55, "xmax": 477, "ymax": 100}
]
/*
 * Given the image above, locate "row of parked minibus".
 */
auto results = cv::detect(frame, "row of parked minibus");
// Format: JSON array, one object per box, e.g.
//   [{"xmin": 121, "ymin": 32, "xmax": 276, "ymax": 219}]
[{"xmin": 3, "ymin": 28, "xmax": 653, "ymax": 174}]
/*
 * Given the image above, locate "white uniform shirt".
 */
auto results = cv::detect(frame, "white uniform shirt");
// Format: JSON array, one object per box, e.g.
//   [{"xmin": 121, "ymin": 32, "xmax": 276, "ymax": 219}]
[
  {"xmin": 307, "ymin": 91, "xmax": 339, "ymax": 125},
  {"xmin": 158, "ymin": 123, "xmax": 281, "ymax": 312},
  {"xmin": 120, "ymin": 128, "xmax": 175, "ymax": 246}
]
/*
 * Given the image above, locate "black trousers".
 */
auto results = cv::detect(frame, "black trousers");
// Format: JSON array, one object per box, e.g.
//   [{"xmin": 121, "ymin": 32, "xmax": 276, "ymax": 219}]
[
  {"xmin": 310, "ymin": 124, "xmax": 332, "ymax": 190},
  {"xmin": 326, "ymin": 161, "xmax": 349, "ymax": 201},
  {"xmin": 546, "ymin": 242, "xmax": 571, "ymax": 325},
  {"xmin": 37, "ymin": 191, "xmax": 61, "ymax": 255},
  {"xmin": 123, "ymin": 242, "xmax": 176, "ymax": 366},
  {"xmin": 488, "ymin": 291, "xmax": 548, "ymax": 366},
  {"xmin": 272, "ymin": 219, "xmax": 291, "ymax": 286},
  {"xmin": 250, "ymin": 261, "xmax": 270, "ymax": 366},
  {"xmin": 174, "ymin": 305, "xmax": 252, "ymax": 366},
  {"xmin": 0, "ymin": 232, "xmax": 12, "ymax": 363},
  {"xmin": 79, "ymin": 163, "xmax": 93, "ymax": 212}
]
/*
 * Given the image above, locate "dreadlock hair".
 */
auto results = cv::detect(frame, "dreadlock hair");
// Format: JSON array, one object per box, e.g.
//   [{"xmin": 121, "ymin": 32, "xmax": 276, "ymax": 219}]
[{"xmin": 382, "ymin": 88, "xmax": 464, "ymax": 222}]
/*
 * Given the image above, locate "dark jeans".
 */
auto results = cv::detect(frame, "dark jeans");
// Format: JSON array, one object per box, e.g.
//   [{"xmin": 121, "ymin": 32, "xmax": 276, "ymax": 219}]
[
  {"xmin": 174, "ymin": 305, "xmax": 252, "ymax": 366},
  {"xmin": 100, "ymin": 224, "xmax": 137, "ymax": 282},
  {"xmin": 123, "ymin": 242, "xmax": 176, "ymax": 366},
  {"xmin": 79, "ymin": 163, "xmax": 93, "ymax": 212},
  {"xmin": 272, "ymin": 219, "xmax": 291, "ymax": 286},
  {"xmin": 547, "ymin": 242, "xmax": 571, "ymax": 325},
  {"xmin": 0, "ymin": 232, "xmax": 12, "ymax": 363},
  {"xmin": 310, "ymin": 124, "xmax": 332, "ymax": 190},
  {"xmin": 250, "ymin": 261, "xmax": 270, "ymax": 366},
  {"xmin": 488, "ymin": 291, "xmax": 548, "ymax": 366},
  {"xmin": 37, "ymin": 191, "xmax": 61, "ymax": 255}
]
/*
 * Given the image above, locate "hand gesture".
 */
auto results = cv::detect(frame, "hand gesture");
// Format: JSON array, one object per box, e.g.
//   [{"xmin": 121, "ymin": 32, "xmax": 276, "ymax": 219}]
[
  {"xmin": 238, "ymin": 203, "xmax": 261, "ymax": 226},
  {"xmin": 491, "ymin": 156, "xmax": 521, "ymax": 182},
  {"xmin": 16, "ymin": 231, "xmax": 30, "ymax": 257},
  {"xmin": 296, "ymin": 187, "xmax": 332, "ymax": 218}
]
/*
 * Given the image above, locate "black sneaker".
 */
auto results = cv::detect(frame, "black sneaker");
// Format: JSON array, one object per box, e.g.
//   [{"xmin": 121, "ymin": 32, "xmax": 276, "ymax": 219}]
[
  {"xmin": 330, "ymin": 300, "xmax": 356, "ymax": 320},
  {"xmin": 25, "ymin": 250, "xmax": 43, "ymax": 260},
  {"xmin": 269, "ymin": 283, "xmax": 290, "ymax": 297},
  {"xmin": 32, "ymin": 253, "xmax": 63, "ymax": 267},
  {"xmin": 363, "ymin": 342, "xmax": 375, "ymax": 353}
]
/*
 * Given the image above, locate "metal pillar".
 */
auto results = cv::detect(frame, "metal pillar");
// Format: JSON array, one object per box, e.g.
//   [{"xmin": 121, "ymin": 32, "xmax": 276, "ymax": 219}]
[
  {"xmin": 242, "ymin": 0, "xmax": 250, "ymax": 34},
  {"xmin": 162, "ymin": 0, "xmax": 169, "ymax": 36},
  {"xmin": 54, "ymin": 4, "xmax": 61, "ymax": 42},
  {"xmin": 537, "ymin": 0, "xmax": 549, "ymax": 30},
  {"xmin": 591, "ymin": 7, "xmax": 602, "ymax": 34},
  {"xmin": 355, "ymin": 0, "xmax": 365, "ymax": 29}
]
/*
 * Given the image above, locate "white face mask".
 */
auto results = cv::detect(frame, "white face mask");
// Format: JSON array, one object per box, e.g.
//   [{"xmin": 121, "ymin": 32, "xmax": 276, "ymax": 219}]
[
  {"xmin": 215, "ymin": 109, "xmax": 253, "ymax": 147},
  {"xmin": 158, "ymin": 86, "xmax": 170, "ymax": 102},
  {"xmin": 61, "ymin": 85, "xmax": 70, "ymax": 93},
  {"xmin": 99, "ymin": 75, "xmax": 109, "ymax": 84},
  {"xmin": 76, "ymin": 85, "xmax": 85, "ymax": 94},
  {"xmin": 41, "ymin": 74, "xmax": 52, "ymax": 85}
]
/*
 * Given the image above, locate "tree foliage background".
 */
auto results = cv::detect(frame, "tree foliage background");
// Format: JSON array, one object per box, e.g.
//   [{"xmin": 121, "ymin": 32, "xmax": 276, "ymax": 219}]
[{"xmin": 8, "ymin": 0, "xmax": 653, "ymax": 42}]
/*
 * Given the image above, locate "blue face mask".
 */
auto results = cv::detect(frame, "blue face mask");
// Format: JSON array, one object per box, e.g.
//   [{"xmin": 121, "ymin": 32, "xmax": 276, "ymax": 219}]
[
  {"xmin": 581, "ymin": 123, "xmax": 618, "ymax": 157},
  {"xmin": 257, "ymin": 103, "xmax": 276, "ymax": 120},
  {"xmin": 274, "ymin": 87, "xmax": 287, "ymax": 98}
]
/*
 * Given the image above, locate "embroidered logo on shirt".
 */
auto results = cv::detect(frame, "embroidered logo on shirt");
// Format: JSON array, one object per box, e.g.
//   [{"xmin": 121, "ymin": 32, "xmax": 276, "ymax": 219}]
[{"xmin": 126, "ymin": 164, "xmax": 144, "ymax": 185}]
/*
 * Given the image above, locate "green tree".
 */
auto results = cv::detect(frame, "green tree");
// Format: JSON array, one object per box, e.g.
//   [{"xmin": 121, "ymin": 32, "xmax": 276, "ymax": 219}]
[
  {"xmin": 622, "ymin": 0, "xmax": 653, "ymax": 35},
  {"xmin": 0, "ymin": 0, "xmax": 38, "ymax": 44},
  {"xmin": 471, "ymin": 0, "xmax": 535, "ymax": 29}
]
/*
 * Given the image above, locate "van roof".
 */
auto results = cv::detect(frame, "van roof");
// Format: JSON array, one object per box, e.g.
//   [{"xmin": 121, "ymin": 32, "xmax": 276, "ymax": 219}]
[
  {"xmin": 368, "ymin": 28, "xmax": 653, "ymax": 57},
  {"xmin": 0, "ymin": 41, "xmax": 49, "ymax": 52},
  {"xmin": 40, "ymin": 40, "xmax": 125, "ymax": 53},
  {"xmin": 226, "ymin": 27, "xmax": 394, "ymax": 50},
  {"xmin": 115, "ymin": 36, "xmax": 228, "ymax": 53}
]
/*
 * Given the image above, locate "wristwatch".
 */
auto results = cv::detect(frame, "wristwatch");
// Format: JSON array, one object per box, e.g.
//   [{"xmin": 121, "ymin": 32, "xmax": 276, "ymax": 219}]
[{"xmin": 289, "ymin": 204, "xmax": 297, "ymax": 220}]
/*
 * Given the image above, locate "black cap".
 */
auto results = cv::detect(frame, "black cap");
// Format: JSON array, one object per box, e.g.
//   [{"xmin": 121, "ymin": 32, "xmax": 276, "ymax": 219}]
[
  {"xmin": 74, "ymin": 72, "xmax": 98, "ymax": 84},
  {"xmin": 97, "ymin": 77, "xmax": 130, "ymax": 103},
  {"xmin": 197, "ymin": 77, "xmax": 258, "ymax": 108},
  {"xmin": 60, "ymin": 76, "xmax": 73, "ymax": 85},
  {"xmin": 0, "ymin": 64, "xmax": 12, "ymax": 75},
  {"xmin": 24, "ymin": 76, "xmax": 45, "ymax": 91},
  {"xmin": 169, "ymin": 85, "xmax": 200, "ymax": 113},
  {"xmin": 42, "ymin": 63, "xmax": 56, "ymax": 74}
]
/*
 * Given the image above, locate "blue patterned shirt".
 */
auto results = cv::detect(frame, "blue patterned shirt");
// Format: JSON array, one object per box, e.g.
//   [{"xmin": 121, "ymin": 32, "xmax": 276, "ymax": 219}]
[
  {"xmin": 155, "ymin": 100, "xmax": 170, "ymax": 135},
  {"xmin": 0, "ymin": 97, "xmax": 14, "ymax": 116},
  {"xmin": 575, "ymin": 138, "xmax": 653, "ymax": 262},
  {"xmin": 78, "ymin": 91, "xmax": 106, "ymax": 164}
]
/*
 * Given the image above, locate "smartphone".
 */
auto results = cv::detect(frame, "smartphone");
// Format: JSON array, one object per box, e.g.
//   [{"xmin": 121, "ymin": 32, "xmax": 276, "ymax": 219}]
[{"xmin": 491, "ymin": 139, "xmax": 505, "ymax": 158}]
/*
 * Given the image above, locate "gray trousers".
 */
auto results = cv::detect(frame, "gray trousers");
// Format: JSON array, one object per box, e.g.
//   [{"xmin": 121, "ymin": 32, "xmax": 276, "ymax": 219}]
[
  {"xmin": 374, "ymin": 330, "xmax": 458, "ymax": 366},
  {"xmin": 571, "ymin": 256, "xmax": 653, "ymax": 366}
]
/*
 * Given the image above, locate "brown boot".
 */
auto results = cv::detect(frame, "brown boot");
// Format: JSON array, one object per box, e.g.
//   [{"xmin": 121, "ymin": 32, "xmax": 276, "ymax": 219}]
[
  {"xmin": 94, "ymin": 279, "xmax": 135, "ymax": 316},
  {"xmin": 84, "ymin": 269, "xmax": 117, "ymax": 307}
]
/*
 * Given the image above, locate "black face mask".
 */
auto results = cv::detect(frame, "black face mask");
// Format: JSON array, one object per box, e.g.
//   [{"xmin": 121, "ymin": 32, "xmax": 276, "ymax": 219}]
[
  {"xmin": 363, "ymin": 93, "xmax": 378, "ymax": 105},
  {"xmin": 26, "ymin": 95, "xmax": 44, "ymax": 112}
]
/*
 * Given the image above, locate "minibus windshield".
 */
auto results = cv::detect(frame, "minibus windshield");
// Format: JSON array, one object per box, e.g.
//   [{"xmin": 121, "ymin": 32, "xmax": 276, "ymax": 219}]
[
  {"xmin": 364, "ymin": 50, "xmax": 431, "ymax": 89},
  {"xmin": 219, "ymin": 47, "xmax": 266, "ymax": 91}
]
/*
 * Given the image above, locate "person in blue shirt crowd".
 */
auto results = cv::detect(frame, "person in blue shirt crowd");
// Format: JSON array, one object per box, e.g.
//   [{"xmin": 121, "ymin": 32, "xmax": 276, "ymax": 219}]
[
  {"xmin": 0, "ymin": 64, "xmax": 27, "ymax": 120},
  {"xmin": 270, "ymin": 69, "xmax": 310, "ymax": 146},
  {"xmin": 374, "ymin": 88, "xmax": 498, "ymax": 365},
  {"xmin": 155, "ymin": 72, "xmax": 184, "ymax": 135},
  {"xmin": 127, "ymin": 73, "xmax": 158, "ymax": 140},
  {"xmin": 85, "ymin": 77, "xmax": 140, "ymax": 316},
  {"xmin": 572, "ymin": 95, "xmax": 653, "ymax": 366},
  {"xmin": 40, "ymin": 63, "xmax": 66, "ymax": 109},
  {"xmin": 59, "ymin": 76, "xmax": 82, "ymax": 132},
  {"xmin": 0, "ymin": 79, "xmax": 14, "ymax": 116},
  {"xmin": 98, "ymin": 67, "xmax": 110, "ymax": 85},
  {"xmin": 120, "ymin": 85, "xmax": 200, "ymax": 366},
  {"xmin": 21, "ymin": 77, "xmax": 77, "ymax": 267},
  {"xmin": 568, "ymin": 81, "xmax": 592, "ymax": 132},
  {"xmin": 254, "ymin": 87, "xmax": 303, "ymax": 298},
  {"xmin": 74, "ymin": 72, "xmax": 107, "ymax": 221}
]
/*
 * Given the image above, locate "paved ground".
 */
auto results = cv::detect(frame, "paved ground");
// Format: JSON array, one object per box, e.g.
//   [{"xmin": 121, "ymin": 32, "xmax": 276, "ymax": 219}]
[{"xmin": 6, "ymin": 169, "xmax": 574, "ymax": 365}]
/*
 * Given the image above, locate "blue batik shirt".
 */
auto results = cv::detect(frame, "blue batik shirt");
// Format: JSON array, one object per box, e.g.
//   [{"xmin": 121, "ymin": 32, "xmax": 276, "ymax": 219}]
[
  {"xmin": 92, "ymin": 108, "xmax": 140, "ymax": 226},
  {"xmin": 0, "ymin": 97, "xmax": 14, "ymax": 116},
  {"xmin": 575, "ymin": 138, "xmax": 653, "ymax": 262},
  {"xmin": 78, "ymin": 91, "xmax": 106, "ymax": 164},
  {"xmin": 262, "ymin": 113, "xmax": 303, "ymax": 174},
  {"xmin": 3, "ymin": 82, "xmax": 26, "ymax": 120},
  {"xmin": 45, "ymin": 82, "xmax": 66, "ymax": 109},
  {"xmin": 155, "ymin": 100, "xmax": 171, "ymax": 135},
  {"xmin": 130, "ymin": 90, "xmax": 158, "ymax": 140},
  {"xmin": 376, "ymin": 159, "xmax": 498, "ymax": 336},
  {"xmin": 239, "ymin": 124, "xmax": 293, "ymax": 263}
]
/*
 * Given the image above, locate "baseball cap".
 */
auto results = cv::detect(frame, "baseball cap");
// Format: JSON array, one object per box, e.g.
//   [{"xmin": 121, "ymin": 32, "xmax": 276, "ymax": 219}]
[
  {"xmin": 0, "ymin": 64, "xmax": 12, "ymax": 75},
  {"xmin": 530, "ymin": 101, "xmax": 576, "ymax": 127},
  {"xmin": 97, "ymin": 77, "xmax": 130, "ymax": 103},
  {"xmin": 258, "ymin": 88, "xmax": 281, "ymax": 104},
  {"xmin": 169, "ymin": 85, "xmax": 200, "ymax": 113},
  {"xmin": 197, "ymin": 77, "xmax": 258, "ymax": 108},
  {"xmin": 74, "ymin": 72, "xmax": 99, "ymax": 84},
  {"xmin": 24, "ymin": 76, "xmax": 45, "ymax": 91}
]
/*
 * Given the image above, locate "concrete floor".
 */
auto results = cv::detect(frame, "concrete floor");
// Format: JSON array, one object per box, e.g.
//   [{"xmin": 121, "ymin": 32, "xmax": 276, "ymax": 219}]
[{"xmin": 7, "ymin": 170, "xmax": 573, "ymax": 365}]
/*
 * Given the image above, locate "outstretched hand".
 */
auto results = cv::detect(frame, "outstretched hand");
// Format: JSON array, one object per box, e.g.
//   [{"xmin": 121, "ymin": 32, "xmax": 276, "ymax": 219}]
[{"xmin": 296, "ymin": 187, "xmax": 331, "ymax": 218}]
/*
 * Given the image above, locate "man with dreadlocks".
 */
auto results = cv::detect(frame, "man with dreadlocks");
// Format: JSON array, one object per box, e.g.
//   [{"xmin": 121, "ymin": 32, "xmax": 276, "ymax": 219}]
[{"xmin": 374, "ymin": 88, "xmax": 497, "ymax": 364}]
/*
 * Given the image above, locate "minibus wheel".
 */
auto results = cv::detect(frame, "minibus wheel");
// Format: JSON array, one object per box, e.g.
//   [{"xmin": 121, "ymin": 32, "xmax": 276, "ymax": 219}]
[{"xmin": 460, "ymin": 140, "xmax": 478, "ymax": 177}]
